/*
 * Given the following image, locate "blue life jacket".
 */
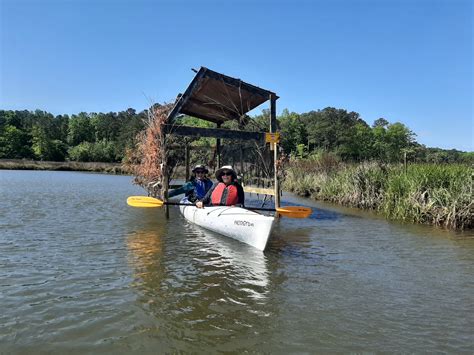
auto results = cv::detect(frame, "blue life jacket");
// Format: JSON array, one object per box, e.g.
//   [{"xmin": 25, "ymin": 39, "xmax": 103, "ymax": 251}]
[{"xmin": 192, "ymin": 178, "xmax": 213, "ymax": 199}]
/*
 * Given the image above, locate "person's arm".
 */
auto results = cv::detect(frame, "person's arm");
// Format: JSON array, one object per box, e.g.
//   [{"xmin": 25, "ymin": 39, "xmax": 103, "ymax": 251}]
[
  {"xmin": 168, "ymin": 181, "xmax": 194, "ymax": 198},
  {"xmin": 196, "ymin": 182, "xmax": 217, "ymax": 208}
]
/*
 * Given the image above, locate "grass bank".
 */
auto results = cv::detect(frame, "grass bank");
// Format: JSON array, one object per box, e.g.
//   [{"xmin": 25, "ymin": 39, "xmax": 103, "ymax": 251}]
[
  {"xmin": 0, "ymin": 159, "xmax": 130, "ymax": 174},
  {"xmin": 283, "ymin": 160, "xmax": 473, "ymax": 230}
]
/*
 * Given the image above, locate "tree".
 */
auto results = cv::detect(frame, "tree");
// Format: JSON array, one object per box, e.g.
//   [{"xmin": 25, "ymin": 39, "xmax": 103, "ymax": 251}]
[
  {"xmin": 0, "ymin": 125, "xmax": 33, "ymax": 158},
  {"xmin": 385, "ymin": 122, "xmax": 416, "ymax": 162},
  {"xmin": 67, "ymin": 112, "xmax": 95, "ymax": 145},
  {"xmin": 278, "ymin": 109, "xmax": 306, "ymax": 155},
  {"xmin": 372, "ymin": 125, "xmax": 388, "ymax": 161},
  {"xmin": 373, "ymin": 117, "xmax": 389, "ymax": 128},
  {"xmin": 302, "ymin": 107, "xmax": 366, "ymax": 156},
  {"xmin": 31, "ymin": 125, "xmax": 67, "ymax": 161},
  {"xmin": 346, "ymin": 122, "xmax": 375, "ymax": 160}
]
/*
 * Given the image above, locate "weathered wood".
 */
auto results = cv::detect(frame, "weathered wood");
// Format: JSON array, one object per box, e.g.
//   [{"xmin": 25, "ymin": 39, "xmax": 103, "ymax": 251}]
[
  {"xmin": 162, "ymin": 135, "xmax": 170, "ymax": 219},
  {"xmin": 163, "ymin": 124, "xmax": 264, "ymax": 141},
  {"xmin": 240, "ymin": 146, "xmax": 244, "ymax": 176},
  {"xmin": 270, "ymin": 94, "xmax": 277, "ymax": 133},
  {"xmin": 182, "ymin": 96, "xmax": 242, "ymax": 122},
  {"xmin": 185, "ymin": 144, "xmax": 190, "ymax": 181},
  {"xmin": 204, "ymin": 68, "xmax": 278, "ymax": 100},
  {"xmin": 167, "ymin": 69, "xmax": 207, "ymax": 122},
  {"xmin": 167, "ymin": 67, "xmax": 279, "ymax": 125},
  {"xmin": 270, "ymin": 94, "xmax": 280, "ymax": 209},
  {"xmin": 216, "ymin": 123, "xmax": 221, "ymax": 168},
  {"xmin": 178, "ymin": 109, "xmax": 235, "ymax": 124},
  {"xmin": 168, "ymin": 144, "xmax": 215, "ymax": 150},
  {"xmin": 243, "ymin": 186, "xmax": 275, "ymax": 196}
]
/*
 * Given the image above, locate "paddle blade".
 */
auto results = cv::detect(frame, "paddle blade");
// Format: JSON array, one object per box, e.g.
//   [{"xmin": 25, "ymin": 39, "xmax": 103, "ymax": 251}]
[
  {"xmin": 276, "ymin": 206, "xmax": 312, "ymax": 218},
  {"xmin": 127, "ymin": 196, "xmax": 164, "ymax": 208}
]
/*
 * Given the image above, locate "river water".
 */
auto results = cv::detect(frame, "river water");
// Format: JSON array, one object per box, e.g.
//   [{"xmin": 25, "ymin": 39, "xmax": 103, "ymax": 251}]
[{"xmin": 1, "ymin": 170, "xmax": 473, "ymax": 353}]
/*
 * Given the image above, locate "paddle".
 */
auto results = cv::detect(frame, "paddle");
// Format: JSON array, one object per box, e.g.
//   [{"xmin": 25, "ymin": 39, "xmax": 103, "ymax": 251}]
[{"xmin": 126, "ymin": 196, "xmax": 312, "ymax": 218}]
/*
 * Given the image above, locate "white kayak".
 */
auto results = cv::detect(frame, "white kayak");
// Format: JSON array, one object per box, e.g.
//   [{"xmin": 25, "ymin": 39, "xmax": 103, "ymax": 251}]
[{"xmin": 179, "ymin": 198, "xmax": 275, "ymax": 251}]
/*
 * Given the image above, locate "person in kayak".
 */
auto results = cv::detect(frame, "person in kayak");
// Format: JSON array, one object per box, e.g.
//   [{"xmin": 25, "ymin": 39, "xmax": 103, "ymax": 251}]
[
  {"xmin": 196, "ymin": 165, "xmax": 245, "ymax": 208},
  {"xmin": 168, "ymin": 164, "xmax": 213, "ymax": 202}
]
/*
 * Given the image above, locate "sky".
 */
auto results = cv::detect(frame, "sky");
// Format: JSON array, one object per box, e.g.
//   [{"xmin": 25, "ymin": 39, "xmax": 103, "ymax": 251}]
[{"xmin": 1, "ymin": 0, "xmax": 472, "ymax": 151}]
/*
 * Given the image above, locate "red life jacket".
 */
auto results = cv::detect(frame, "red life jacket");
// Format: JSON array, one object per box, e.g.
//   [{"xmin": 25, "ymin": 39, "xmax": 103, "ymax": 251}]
[{"xmin": 211, "ymin": 182, "xmax": 239, "ymax": 206}]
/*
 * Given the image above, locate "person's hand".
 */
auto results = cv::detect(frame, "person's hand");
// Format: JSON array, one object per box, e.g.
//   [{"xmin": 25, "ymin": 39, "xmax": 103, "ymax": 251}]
[{"xmin": 196, "ymin": 201, "xmax": 203, "ymax": 208}]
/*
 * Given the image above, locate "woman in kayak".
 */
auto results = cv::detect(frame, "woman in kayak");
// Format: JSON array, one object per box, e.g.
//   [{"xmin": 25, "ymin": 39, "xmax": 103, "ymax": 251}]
[
  {"xmin": 168, "ymin": 164, "xmax": 213, "ymax": 202},
  {"xmin": 196, "ymin": 165, "xmax": 245, "ymax": 208}
]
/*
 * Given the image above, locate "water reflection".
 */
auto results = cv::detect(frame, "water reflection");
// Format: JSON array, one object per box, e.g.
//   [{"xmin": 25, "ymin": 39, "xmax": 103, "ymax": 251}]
[
  {"xmin": 127, "ymin": 229, "xmax": 164, "ymax": 282},
  {"xmin": 125, "ymin": 214, "xmax": 278, "ymax": 351}
]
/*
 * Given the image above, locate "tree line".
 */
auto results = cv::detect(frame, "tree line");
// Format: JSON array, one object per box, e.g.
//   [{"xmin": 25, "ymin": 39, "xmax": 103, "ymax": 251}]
[
  {"xmin": 268, "ymin": 108, "xmax": 473, "ymax": 164},
  {"xmin": 0, "ymin": 109, "xmax": 145, "ymax": 162},
  {"xmin": 0, "ymin": 107, "xmax": 472, "ymax": 164}
]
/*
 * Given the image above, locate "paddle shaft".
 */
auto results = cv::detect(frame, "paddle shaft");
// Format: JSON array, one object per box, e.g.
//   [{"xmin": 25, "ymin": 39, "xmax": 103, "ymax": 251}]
[
  {"xmin": 164, "ymin": 201, "xmax": 279, "ymax": 212},
  {"xmin": 127, "ymin": 196, "xmax": 311, "ymax": 218}
]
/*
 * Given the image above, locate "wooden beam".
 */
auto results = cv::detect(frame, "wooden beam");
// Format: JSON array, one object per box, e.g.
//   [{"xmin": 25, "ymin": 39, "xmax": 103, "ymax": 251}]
[
  {"xmin": 204, "ymin": 67, "xmax": 279, "ymax": 100},
  {"xmin": 163, "ymin": 124, "xmax": 264, "ymax": 141},
  {"xmin": 243, "ymin": 186, "xmax": 275, "ymax": 195},
  {"xmin": 184, "ymin": 96, "xmax": 242, "ymax": 120},
  {"xmin": 179, "ymin": 109, "xmax": 231, "ymax": 124},
  {"xmin": 168, "ymin": 144, "xmax": 214, "ymax": 150}
]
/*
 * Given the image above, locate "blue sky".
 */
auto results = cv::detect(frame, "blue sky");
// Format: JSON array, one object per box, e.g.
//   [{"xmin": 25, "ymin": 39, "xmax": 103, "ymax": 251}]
[{"xmin": 1, "ymin": 0, "xmax": 472, "ymax": 151}]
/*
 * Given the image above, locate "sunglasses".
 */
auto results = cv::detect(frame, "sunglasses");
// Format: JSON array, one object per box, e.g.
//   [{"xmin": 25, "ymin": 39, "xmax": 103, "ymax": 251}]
[
  {"xmin": 195, "ymin": 170, "xmax": 205, "ymax": 174},
  {"xmin": 221, "ymin": 172, "xmax": 233, "ymax": 176}
]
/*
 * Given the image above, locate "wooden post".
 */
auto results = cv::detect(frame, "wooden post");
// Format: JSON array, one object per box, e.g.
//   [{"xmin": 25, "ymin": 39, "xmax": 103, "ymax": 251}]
[
  {"xmin": 270, "ymin": 94, "xmax": 280, "ymax": 209},
  {"xmin": 216, "ymin": 123, "xmax": 221, "ymax": 168},
  {"xmin": 240, "ymin": 145, "xmax": 244, "ymax": 179},
  {"xmin": 185, "ymin": 143, "xmax": 190, "ymax": 181},
  {"xmin": 162, "ymin": 134, "xmax": 169, "ymax": 219}
]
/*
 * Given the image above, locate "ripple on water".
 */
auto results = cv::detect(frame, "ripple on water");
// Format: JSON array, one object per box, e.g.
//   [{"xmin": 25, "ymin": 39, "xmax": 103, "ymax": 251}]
[{"xmin": 1, "ymin": 171, "xmax": 473, "ymax": 353}]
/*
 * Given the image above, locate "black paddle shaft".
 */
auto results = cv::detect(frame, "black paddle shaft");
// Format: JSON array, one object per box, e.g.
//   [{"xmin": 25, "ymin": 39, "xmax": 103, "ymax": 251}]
[{"xmin": 163, "ymin": 201, "xmax": 277, "ymax": 212}]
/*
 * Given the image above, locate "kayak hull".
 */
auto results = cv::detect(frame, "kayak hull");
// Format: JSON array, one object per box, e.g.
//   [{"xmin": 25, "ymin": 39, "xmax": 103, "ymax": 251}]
[{"xmin": 179, "ymin": 198, "xmax": 275, "ymax": 251}]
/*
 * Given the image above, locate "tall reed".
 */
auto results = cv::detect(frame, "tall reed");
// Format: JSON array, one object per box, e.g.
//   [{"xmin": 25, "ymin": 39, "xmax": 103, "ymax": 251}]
[
  {"xmin": 283, "ymin": 159, "xmax": 473, "ymax": 230},
  {"xmin": 383, "ymin": 164, "xmax": 472, "ymax": 229}
]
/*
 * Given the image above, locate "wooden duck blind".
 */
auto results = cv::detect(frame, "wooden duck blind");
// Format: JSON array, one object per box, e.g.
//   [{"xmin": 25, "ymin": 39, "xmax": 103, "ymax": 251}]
[{"xmin": 163, "ymin": 67, "xmax": 281, "ymax": 216}]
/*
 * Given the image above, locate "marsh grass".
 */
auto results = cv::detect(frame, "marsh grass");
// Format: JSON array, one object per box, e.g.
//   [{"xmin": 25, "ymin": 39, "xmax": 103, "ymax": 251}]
[{"xmin": 283, "ymin": 160, "xmax": 473, "ymax": 230}]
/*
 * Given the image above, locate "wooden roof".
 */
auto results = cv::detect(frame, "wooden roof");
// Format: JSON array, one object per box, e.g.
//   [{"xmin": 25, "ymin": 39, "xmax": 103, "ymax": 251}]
[{"xmin": 167, "ymin": 67, "xmax": 278, "ymax": 124}]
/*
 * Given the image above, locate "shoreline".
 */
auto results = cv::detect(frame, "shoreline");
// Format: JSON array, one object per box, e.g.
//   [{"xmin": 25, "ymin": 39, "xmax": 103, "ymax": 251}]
[{"xmin": 0, "ymin": 159, "xmax": 130, "ymax": 174}]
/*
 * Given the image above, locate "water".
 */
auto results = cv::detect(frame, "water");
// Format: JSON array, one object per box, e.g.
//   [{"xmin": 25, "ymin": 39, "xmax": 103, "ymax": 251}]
[{"xmin": 1, "ymin": 170, "xmax": 473, "ymax": 353}]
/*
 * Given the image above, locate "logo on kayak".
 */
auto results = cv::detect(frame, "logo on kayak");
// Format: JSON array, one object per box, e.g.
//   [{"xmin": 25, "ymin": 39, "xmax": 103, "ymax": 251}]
[{"xmin": 234, "ymin": 220, "xmax": 254, "ymax": 227}]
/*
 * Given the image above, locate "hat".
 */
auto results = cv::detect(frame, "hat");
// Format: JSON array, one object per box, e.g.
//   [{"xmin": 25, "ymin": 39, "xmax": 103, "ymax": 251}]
[
  {"xmin": 215, "ymin": 165, "xmax": 237, "ymax": 181},
  {"xmin": 192, "ymin": 164, "xmax": 209, "ymax": 173}
]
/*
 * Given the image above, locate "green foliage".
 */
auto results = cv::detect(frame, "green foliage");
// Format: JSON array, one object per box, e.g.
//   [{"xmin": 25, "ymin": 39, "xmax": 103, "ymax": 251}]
[
  {"xmin": 0, "ymin": 106, "xmax": 471, "ymax": 164},
  {"xmin": 460, "ymin": 152, "xmax": 474, "ymax": 164},
  {"xmin": 283, "ymin": 161, "xmax": 473, "ymax": 229},
  {"xmin": 296, "ymin": 144, "xmax": 308, "ymax": 159},
  {"xmin": 0, "ymin": 124, "xmax": 33, "ymax": 158},
  {"xmin": 67, "ymin": 112, "xmax": 95, "ymax": 145},
  {"xmin": 0, "ymin": 108, "xmax": 145, "ymax": 163},
  {"xmin": 278, "ymin": 109, "xmax": 306, "ymax": 154},
  {"xmin": 175, "ymin": 115, "xmax": 215, "ymax": 147},
  {"xmin": 348, "ymin": 122, "xmax": 374, "ymax": 160},
  {"xmin": 68, "ymin": 140, "xmax": 118, "ymax": 162},
  {"xmin": 301, "ymin": 107, "xmax": 366, "ymax": 153}
]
